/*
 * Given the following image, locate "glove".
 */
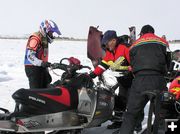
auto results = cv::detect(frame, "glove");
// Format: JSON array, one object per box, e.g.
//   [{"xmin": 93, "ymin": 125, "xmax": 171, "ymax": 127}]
[
  {"xmin": 89, "ymin": 72, "xmax": 97, "ymax": 79},
  {"xmin": 110, "ymin": 57, "xmax": 128, "ymax": 71},
  {"xmin": 110, "ymin": 63, "xmax": 119, "ymax": 71},
  {"xmin": 41, "ymin": 62, "xmax": 51, "ymax": 68}
]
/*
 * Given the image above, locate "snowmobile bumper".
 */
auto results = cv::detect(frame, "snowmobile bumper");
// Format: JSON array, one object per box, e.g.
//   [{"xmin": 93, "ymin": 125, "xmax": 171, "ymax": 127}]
[
  {"xmin": 0, "ymin": 120, "xmax": 17, "ymax": 132},
  {"xmin": 0, "ymin": 111, "xmax": 86, "ymax": 133}
]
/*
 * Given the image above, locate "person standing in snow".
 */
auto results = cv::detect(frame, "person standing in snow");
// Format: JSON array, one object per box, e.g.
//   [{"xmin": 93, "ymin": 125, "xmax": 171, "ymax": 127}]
[
  {"xmin": 117, "ymin": 25, "xmax": 170, "ymax": 134},
  {"xmin": 89, "ymin": 30, "xmax": 143, "ymax": 130},
  {"xmin": 24, "ymin": 20, "xmax": 61, "ymax": 88}
]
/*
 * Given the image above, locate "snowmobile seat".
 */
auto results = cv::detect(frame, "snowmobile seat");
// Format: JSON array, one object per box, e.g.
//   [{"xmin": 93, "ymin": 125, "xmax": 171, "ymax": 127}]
[
  {"xmin": 12, "ymin": 86, "xmax": 79, "ymax": 115},
  {"xmin": 141, "ymin": 90, "xmax": 160, "ymax": 101}
]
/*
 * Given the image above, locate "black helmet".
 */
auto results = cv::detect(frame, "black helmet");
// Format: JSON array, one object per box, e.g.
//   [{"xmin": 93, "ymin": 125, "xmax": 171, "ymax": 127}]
[
  {"xmin": 118, "ymin": 35, "xmax": 129, "ymax": 44},
  {"xmin": 139, "ymin": 25, "xmax": 155, "ymax": 36}
]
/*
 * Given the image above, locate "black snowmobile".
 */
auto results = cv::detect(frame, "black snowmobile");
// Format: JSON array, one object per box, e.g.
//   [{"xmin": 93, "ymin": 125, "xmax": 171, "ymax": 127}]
[{"xmin": 0, "ymin": 57, "xmax": 119, "ymax": 134}]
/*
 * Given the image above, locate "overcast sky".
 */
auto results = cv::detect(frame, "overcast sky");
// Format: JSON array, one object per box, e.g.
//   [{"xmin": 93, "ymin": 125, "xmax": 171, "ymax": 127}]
[{"xmin": 0, "ymin": 0, "xmax": 180, "ymax": 40}]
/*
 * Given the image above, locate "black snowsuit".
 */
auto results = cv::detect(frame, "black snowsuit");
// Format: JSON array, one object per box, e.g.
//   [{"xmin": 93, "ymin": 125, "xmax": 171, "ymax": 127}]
[
  {"xmin": 113, "ymin": 72, "xmax": 144, "ymax": 129},
  {"xmin": 119, "ymin": 33, "xmax": 169, "ymax": 134}
]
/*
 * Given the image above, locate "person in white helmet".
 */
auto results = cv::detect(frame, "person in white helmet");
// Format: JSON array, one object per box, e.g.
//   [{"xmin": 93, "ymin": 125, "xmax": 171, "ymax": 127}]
[{"xmin": 24, "ymin": 20, "xmax": 61, "ymax": 88}]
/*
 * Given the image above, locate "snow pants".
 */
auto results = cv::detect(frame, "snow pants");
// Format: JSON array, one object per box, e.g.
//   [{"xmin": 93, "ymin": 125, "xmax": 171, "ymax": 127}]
[
  {"xmin": 115, "ymin": 72, "xmax": 134, "ymax": 111},
  {"xmin": 114, "ymin": 73, "xmax": 144, "ymax": 127},
  {"xmin": 119, "ymin": 73, "xmax": 167, "ymax": 134},
  {"xmin": 25, "ymin": 66, "xmax": 52, "ymax": 89}
]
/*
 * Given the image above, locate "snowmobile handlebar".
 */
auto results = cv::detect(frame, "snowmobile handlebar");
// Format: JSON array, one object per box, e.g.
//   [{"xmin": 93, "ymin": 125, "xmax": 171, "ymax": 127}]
[
  {"xmin": 50, "ymin": 57, "xmax": 91, "ymax": 72},
  {"xmin": 51, "ymin": 63, "xmax": 91, "ymax": 71},
  {"xmin": 50, "ymin": 63, "xmax": 68, "ymax": 71}
]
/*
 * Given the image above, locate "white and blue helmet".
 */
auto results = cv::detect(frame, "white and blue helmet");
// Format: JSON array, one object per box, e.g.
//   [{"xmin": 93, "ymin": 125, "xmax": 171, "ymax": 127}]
[{"xmin": 40, "ymin": 20, "xmax": 61, "ymax": 43}]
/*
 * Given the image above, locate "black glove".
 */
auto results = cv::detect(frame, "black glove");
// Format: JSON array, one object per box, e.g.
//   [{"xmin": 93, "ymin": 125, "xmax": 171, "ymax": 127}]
[
  {"xmin": 89, "ymin": 72, "xmax": 97, "ymax": 79},
  {"xmin": 41, "ymin": 62, "xmax": 51, "ymax": 68}
]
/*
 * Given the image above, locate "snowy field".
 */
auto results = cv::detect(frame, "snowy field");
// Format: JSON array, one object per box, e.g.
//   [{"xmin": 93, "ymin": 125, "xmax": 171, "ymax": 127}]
[{"xmin": 0, "ymin": 39, "xmax": 179, "ymax": 133}]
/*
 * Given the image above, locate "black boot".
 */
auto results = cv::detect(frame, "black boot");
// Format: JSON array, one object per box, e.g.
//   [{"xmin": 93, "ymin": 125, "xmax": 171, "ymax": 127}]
[
  {"xmin": 134, "ymin": 124, "xmax": 142, "ymax": 133},
  {"xmin": 107, "ymin": 122, "xmax": 122, "ymax": 129}
]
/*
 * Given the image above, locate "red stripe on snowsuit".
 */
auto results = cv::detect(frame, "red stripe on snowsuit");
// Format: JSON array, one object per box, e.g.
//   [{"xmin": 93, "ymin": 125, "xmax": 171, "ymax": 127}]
[{"xmin": 130, "ymin": 33, "xmax": 169, "ymax": 50}]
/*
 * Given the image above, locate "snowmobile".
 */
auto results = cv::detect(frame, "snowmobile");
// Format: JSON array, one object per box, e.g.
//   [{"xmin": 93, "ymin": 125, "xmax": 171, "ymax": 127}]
[{"xmin": 0, "ymin": 57, "xmax": 119, "ymax": 134}]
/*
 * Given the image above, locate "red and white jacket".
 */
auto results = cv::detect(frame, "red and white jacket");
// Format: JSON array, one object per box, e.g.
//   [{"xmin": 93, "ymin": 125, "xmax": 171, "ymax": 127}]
[{"xmin": 93, "ymin": 44, "xmax": 130, "ymax": 76}]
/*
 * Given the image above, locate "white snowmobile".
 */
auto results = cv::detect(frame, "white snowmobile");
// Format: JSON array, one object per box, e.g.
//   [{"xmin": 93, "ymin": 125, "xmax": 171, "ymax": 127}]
[{"xmin": 0, "ymin": 57, "xmax": 119, "ymax": 134}]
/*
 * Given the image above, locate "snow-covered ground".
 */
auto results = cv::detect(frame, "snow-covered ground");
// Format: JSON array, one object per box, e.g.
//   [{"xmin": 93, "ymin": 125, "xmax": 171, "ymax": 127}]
[{"xmin": 0, "ymin": 39, "xmax": 179, "ymax": 133}]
